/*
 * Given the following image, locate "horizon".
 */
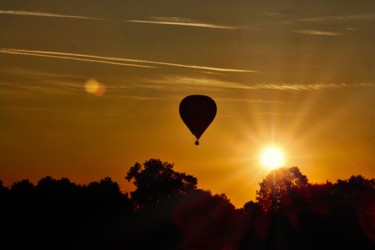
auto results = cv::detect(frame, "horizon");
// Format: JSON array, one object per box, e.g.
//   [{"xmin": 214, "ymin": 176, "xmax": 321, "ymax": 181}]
[{"xmin": 1, "ymin": 163, "xmax": 373, "ymax": 209}]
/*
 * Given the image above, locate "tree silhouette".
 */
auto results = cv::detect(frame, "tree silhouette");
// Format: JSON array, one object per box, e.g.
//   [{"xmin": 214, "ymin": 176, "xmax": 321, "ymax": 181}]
[
  {"xmin": 174, "ymin": 190, "xmax": 244, "ymax": 250},
  {"xmin": 312, "ymin": 175, "xmax": 375, "ymax": 246},
  {"xmin": 10, "ymin": 179, "xmax": 35, "ymax": 201},
  {"xmin": 256, "ymin": 167, "xmax": 308, "ymax": 213},
  {"xmin": 36, "ymin": 176, "xmax": 80, "ymax": 200},
  {"xmin": 86, "ymin": 177, "xmax": 119, "ymax": 198},
  {"xmin": 85, "ymin": 177, "xmax": 132, "ymax": 211},
  {"xmin": 125, "ymin": 159, "xmax": 197, "ymax": 208},
  {"xmin": 0, "ymin": 179, "xmax": 8, "ymax": 198},
  {"xmin": 240, "ymin": 201, "xmax": 270, "ymax": 248},
  {"xmin": 334, "ymin": 175, "xmax": 375, "ymax": 202},
  {"xmin": 1, "ymin": 162, "xmax": 374, "ymax": 249}
]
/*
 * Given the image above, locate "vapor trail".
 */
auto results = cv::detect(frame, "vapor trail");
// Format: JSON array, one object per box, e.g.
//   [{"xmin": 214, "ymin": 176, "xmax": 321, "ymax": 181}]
[
  {"xmin": 0, "ymin": 10, "xmax": 106, "ymax": 21},
  {"xmin": 0, "ymin": 49, "xmax": 155, "ymax": 68},
  {"xmin": 127, "ymin": 19, "xmax": 237, "ymax": 30},
  {"xmin": 0, "ymin": 48, "xmax": 257, "ymax": 73}
]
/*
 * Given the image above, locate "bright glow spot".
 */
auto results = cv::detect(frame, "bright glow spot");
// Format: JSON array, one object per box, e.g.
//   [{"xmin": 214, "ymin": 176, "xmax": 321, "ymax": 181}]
[
  {"xmin": 84, "ymin": 79, "xmax": 106, "ymax": 96},
  {"xmin": 260, "ymin": 146, "xmax": 285, "ymax": 170}
]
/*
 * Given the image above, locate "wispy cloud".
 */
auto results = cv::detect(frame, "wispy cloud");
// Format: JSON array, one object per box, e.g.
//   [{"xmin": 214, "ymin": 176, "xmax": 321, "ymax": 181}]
[
  {"xmin": 288, "ymin": 13, "xmax": 375, "ymax": 35},
  {"xmin": 0, "ymin": 10, "xmax": 106, "ymax": 21},
  {"xmin": 0, "ymin": 66, "xmax": 81, "ymax": 79},
  {"xmin": 256, "ymin": 13, "xmax": 375, "ymax": 32},
  {"xmin": 216, "ymin": 98, "xmax": 284, "ymax": 104},
  {"xmin": 0, "ymin": 49, "xmax": 154, "ymax": 68},
  {"xmin": 294, "ymin": 29, "xmax": 341, "ymax": 36},
  {"xmin": 0, "ymin": 73, "xmax": 84, "ymax": 96},
  {"xmin": 149, "ymin": 76, "xmax": 375, "ymax": 91},
  {"xmin": 0, "ymin": 10, "xmax": 240, "ymax": 31},
  {"xmin": 148, "ymin": 76, "xmax": 248, "ymax": 90},
  {"xmin": 0, "ymin": 106, "xmax": 135, "ymax": 117},
  {"xmin": 0, "ymin": 48, "xmax": 256, "ymax": 73},
  {"xmin": 0, "ymin": 81, "xmax": 81, "ymax": 96},
  {"xmin": 297, "ymin": 13, "xmax": 375, "ymax": 23},
  {"xmin": 253, "ymin": 112, "xmax": 312, "ymax": 116},
  {"xmin": 193, "ymin": 70, "xmax": 227, "ymax": 76},
  {"xmin": 253, "ymin": 82, "xmax": 375, "ymax": 91},
  {"xmin": 127, "ymin": 16, "xmax": 238, "ymax": 30},
  {"xmin": 0, "ymin": 66, "xmax": 95, "ymax": 96},
  {"xmin": 264, "ymin": 11, "xmax": 284, "ymax": 17}
]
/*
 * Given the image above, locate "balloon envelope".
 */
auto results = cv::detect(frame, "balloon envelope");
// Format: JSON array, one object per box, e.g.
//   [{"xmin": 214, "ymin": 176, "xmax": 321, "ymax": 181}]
[{"xmin": 179, "ymin": 95, "xmax": 217, "ymax": 145}]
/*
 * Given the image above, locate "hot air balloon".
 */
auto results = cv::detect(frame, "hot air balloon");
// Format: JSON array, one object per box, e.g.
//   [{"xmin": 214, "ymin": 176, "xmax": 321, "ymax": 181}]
[{"xmin": 179, "ymin": 95, "xmax": 217, "ymax": 145}]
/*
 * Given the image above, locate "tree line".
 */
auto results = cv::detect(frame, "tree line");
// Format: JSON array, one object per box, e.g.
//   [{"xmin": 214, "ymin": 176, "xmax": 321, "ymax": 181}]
[{"xmin": 0, "ymin": 158, "xmax": 374, "ymax": 249}]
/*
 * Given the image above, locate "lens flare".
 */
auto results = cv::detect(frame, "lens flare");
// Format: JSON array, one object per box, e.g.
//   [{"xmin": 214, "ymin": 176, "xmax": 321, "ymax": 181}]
[{"xmin": 84, "ymin": 79, "xmax": 106, "ymax": 96}]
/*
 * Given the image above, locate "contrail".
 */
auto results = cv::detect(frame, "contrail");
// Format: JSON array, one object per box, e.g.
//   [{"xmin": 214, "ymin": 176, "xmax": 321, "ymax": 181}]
[
  {"xmin": 0, "ymin": 49, "xmax": 155, "ymax": 68},
  {"xmin": 294, "ymin": 29, "xmax": 341, "ymax": 36},
  {"xmin": 0, "ymin": 10, "xmax": 239, "ymax": 30},
  {"xmin": 127, "ymin": 19, "xmax": 237, "ymax": 30},
  {"xmin": 0, "ymin": 10, "xmax": 107, "ymax": 21},
  {"xmin": 0, "ymin": 48, "xmax": 257, "ymax": 73}
]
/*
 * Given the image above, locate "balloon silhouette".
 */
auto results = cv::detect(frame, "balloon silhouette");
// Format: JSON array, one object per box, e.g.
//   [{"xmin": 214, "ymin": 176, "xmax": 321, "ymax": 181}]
[{"xmin": 179, "ymin": 95, "xmax": 217, "ymax": 145}]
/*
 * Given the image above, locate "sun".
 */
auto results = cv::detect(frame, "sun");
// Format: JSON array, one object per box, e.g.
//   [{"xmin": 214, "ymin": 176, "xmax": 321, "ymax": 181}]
[{"xmin": 260, "ymin": 146, "xmax": 285, "ymax": 170}]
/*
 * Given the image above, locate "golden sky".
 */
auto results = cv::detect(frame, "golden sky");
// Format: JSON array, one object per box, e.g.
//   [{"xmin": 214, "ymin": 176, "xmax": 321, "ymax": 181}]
[{"xmin": 1, "ymin": 0, "xmax": 375, "ymax": 207}]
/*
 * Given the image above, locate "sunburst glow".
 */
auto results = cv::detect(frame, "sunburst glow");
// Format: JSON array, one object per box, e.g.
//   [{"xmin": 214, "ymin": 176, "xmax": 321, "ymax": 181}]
[{"xmin": 260, "ymin": 146, "xmax": 285, "ymax": 170}]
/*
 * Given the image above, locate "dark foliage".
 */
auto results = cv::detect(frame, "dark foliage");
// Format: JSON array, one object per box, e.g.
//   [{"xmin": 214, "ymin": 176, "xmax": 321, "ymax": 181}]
[
  {"xmin": 1, "ymin": 176, "xmax": 133, "ymax": 250},
  {"xmin": 0, "ymin": 160, "xmax": 374, "ymax": 250},
  {"xmin": 125, "ymin": 158, "xmax": 197, "ymax": 208},
  {"xmin": 240, "ymin": 171, "xmax": 375, "ymax": 250},
  {"xmin": 173, "ymin": 190, "xmax": 245, "ymax": 249},
  {"xmin": 256, "ymin": 167, "xmax": 309, "ymax": 213}
]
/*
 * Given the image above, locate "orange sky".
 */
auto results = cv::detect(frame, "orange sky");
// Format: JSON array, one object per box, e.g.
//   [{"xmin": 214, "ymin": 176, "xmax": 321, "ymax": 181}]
[{"xmin": 1, "ymin": 0, "xmax": 375, "ymax": 207}]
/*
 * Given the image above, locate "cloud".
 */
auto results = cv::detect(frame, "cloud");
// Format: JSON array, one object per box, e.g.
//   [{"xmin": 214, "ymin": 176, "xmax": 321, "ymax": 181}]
[
  {"xmin": 253, "ymin": 82, "xmax": 375, "ymax": 91},
  {"xmin": 289, "ymin": 13, "xmax": 375, "ymax": 35},
  {"xmin": 147, "ymin": 76, "xmax": 248, "ymax": 90},
  {"xmin": 264, "ymin": 11, "xmax": 284, "ymax": 17},
  {"xmin": 127, "ymin": 16, "xmax": 238, "ymax": 30},
  {"xmin": 293, "ymin": 29, "xmax": 341, "ymax": 36},
  {"xmin": 0, "ymin": 48, "xmax": 256, "ymax": 73},
  {"xmin": 253, "ymin": 112, "xmax": 312, "ymax": 116},
  {"xmin": 0, "ymin": 66, "xmax": 80, "ymax": 79},
  {"xmin": 298, "ymin": 13, "xmax": 375, "ymax": 23},
  {"xmin": 0, "ymin": 66, "xmax": 89, "ymax": 96},
  {"xmin": 0, "ymin": 77, "xmax": 83, "ymax": 97},
  {"xmin": 193, "ymin": 70, "xmax": 227, "ymax": 76},
  {"xmin": 216, "ymin": 98, "xmax": 284, "ymax": 104},
  {"xmin": 0, "ymin": 49, "xmax": 154, "ymax": 68},
  {"xmin": 0, "ymin": 81, "xmax": 80, "ymax": 96},
  {"xmin": 0, "ymin": 106, "xmax": 134, "ymax": 117},
  {"xmin": 0, "ymin": 9, "xmax": 106, "ymax": 21},
  {"xmin": 148, "ymin": 76, "xmax": 375, "ymax": 91},
  {"xmin": 0, "ymin": 10, "xmax": 240, "ymax": 30},
  {"xmin": 256, "ymin": 13, "xmax": 375, "ymax": 31}
]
